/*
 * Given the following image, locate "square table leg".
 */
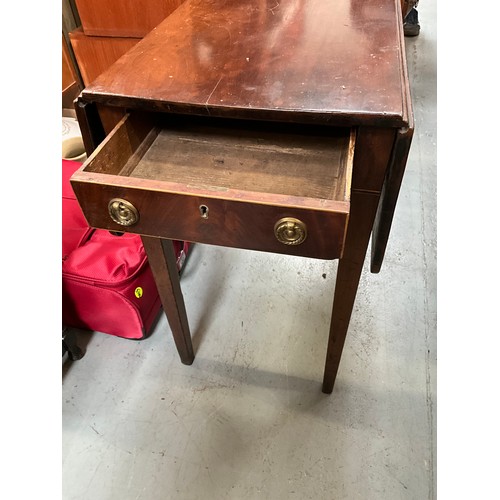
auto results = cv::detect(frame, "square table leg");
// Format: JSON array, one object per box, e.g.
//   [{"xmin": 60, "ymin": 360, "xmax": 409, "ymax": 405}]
[
  {"xmin": 322, "ymin": 127, "xmax": 396, "ymax": 393},
  {"xmin": 141, "ymin": 236, "xmax": 194, "ymax": 365},
  {"xmin": 322, "ymin": 191, "xmax": 381, "ymax": 393}
]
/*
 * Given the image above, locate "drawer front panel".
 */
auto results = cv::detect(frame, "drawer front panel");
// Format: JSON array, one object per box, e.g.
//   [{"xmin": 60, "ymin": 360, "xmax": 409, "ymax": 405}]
[{"xmin": 72, "ymin": 182, "xmax": 348, "ymax": 260}]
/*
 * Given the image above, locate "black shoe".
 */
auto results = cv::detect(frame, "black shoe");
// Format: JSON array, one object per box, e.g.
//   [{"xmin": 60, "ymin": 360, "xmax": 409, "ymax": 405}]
[{"xmin": 404, "ymin": 7, "xmax": 420, "ymax": 37}]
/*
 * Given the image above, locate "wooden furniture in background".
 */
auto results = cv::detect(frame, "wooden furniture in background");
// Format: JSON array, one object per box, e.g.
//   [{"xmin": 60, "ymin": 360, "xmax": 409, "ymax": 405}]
[
  {"xmin": 62, "ymin": 34, "xmax": 78, "ymax": 91},
  {"xmin": 69, "ymin": 28, "xmax": 140, "ymax": 85},
  {"xmin": 62, "ymin": 34, "xmax": 82, "ymax": 110},
  {"xmin": 67, "ymin": 1, "xmax": 187, "ymax": 131},
  {"xmin": 71, "ymin": 0, "xmax": 414, "ymax": 394},
  {"xmin": 69, "ymin": 28, "xmax": 140, "ymax": 133},
  {"xmin": 74, "ymin": 0, "xmax": 185, "ymax": 37}
]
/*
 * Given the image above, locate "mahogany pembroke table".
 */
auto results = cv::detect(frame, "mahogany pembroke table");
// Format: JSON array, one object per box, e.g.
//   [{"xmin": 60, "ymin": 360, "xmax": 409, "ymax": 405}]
[{"xmin": 71, "ymin": 0, "xmax": 413, "ymax": 393}]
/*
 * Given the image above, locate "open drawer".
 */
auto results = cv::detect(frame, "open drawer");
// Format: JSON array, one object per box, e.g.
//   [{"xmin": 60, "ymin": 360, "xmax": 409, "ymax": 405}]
[{"xmin": 71, "ymin": 112, "xmax": 355, "ymax": 260}]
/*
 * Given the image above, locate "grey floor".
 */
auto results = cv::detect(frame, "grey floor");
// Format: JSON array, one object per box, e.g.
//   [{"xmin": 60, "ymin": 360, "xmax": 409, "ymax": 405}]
[{"xmin": 62, "ymin": 3, "xmax": 437, "ymax": 499}]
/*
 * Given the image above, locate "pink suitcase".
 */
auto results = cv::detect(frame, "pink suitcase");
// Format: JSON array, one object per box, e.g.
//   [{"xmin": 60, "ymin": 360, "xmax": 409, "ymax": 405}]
[{"xmin": 62, "ymin": 159, "xmax": 189, "ymax": 339}]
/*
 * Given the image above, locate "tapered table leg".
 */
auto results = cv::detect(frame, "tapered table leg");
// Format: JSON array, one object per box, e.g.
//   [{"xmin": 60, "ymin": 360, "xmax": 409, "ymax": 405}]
[
  {"xmin": 141, "ymin": 236, "xmax": 194, "ymax": 364},
  {"xmin": 322, "ymin": 192, "xmax": 381, "ymax": 393},
  {"xmin": 322, "ymin": 127, "xmax": 395, "ymax": 394}
]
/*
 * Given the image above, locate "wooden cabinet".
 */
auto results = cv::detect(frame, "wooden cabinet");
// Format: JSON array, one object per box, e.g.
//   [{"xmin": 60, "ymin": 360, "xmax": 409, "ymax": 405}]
[
  {"xmin": 68, "ymin": 0, "xmax": 187, "ymax": 133},
  {"xmin": 69, "ymin": 28, "xmax": 139, "ymax": 86},
  {"xmin": 62, "ymin": 34, "xmax": 82, "ymax": 110},
  {"xmin": 74, "ymin": 0, "xmax": 185, "ymax": 37},
  {"xmin": 69, "ymin": 28, "xmax": 140, "ymax": 133},
  {"xmin": 62, "ymin": 34, "xmax": 78, "ymax": 92}
]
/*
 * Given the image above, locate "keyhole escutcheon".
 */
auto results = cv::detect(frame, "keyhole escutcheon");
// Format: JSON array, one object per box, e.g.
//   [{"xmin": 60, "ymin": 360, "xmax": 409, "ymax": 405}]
[{"xmin": 199, "ymin": 204, "xmax": 209, "ymax": 219}]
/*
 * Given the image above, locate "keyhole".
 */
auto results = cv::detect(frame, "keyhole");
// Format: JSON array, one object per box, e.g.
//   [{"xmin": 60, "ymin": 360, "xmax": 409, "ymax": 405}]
[{"xmin": 199, "ymin": 204, "xmax": 209, "ymax": 219}]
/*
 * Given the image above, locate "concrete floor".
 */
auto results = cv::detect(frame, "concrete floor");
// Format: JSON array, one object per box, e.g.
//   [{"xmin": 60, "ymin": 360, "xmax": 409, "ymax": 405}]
[{"xmin": 62, "ymin": 3, "xmax": 437, "ymax": 499}]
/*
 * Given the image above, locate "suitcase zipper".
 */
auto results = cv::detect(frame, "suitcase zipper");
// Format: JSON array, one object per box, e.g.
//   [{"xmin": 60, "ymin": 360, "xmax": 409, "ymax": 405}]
[{"xmin": 62, "ymin": 254, "xmax": 148, "ymax": 288}]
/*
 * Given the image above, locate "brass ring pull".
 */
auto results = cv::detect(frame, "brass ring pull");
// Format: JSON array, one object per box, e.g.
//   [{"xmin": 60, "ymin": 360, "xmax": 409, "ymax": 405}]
[
  {"xmin": 274, "ymin": 217, "xmax": 307, "ymax": 245},
  {"xmin": 108, "ymin": 198, "xmax": 139, "ymax": 226}
]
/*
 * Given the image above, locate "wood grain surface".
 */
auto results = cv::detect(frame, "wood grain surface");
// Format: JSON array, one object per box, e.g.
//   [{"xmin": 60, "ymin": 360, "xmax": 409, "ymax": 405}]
[
  {"xmin": 81, "ymin": 0, "xmax": 410, "ymax": 128},
  {"xmin": 131, "ymin": 118, "xmax": 353, "ymax": 202}
]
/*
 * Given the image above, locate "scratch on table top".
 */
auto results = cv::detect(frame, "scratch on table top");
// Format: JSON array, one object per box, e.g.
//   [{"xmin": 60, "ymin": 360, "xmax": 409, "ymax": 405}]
[{"xmin": 205, "ymin": 76, "xmax": 223, "ymax": 105}]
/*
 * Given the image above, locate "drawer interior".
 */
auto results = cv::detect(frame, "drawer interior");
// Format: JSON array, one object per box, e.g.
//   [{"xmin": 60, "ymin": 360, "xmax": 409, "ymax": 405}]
[{"xmin": 82, "ymin": 112, "xmax": 354, "ymax": 206}]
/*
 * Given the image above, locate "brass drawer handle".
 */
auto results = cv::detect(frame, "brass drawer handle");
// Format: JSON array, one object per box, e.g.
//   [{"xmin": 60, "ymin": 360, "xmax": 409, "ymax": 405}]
[
  {"xmin": 108, "ymin": 198, "xmax": 139, "ymax": 226},
  {"xmin": 274, "ymin": 217, "xmax": 307, "ymax": 245}
]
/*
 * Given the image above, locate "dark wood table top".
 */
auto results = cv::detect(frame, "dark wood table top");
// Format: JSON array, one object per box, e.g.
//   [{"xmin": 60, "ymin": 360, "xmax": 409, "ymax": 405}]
[{"xmin": 82, "ymin": 0, "xmax": 410, "ymax": 128}]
